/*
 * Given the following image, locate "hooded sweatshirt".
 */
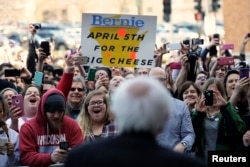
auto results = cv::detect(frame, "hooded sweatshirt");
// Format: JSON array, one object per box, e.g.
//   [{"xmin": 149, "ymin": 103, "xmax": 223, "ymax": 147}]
[{"xmin": 19, "ymin": 88, "xmax": 83, "ymax": 167}]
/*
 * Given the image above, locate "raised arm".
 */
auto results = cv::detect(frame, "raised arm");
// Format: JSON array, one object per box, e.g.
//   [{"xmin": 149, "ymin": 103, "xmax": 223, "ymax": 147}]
[
  {"xmin": 173, "ymin": 54, "xmax": 189, "ymax": 93},
  {"xmin": 239, "ymin": 33, "xmax": 250, "ymax": 61},
  {"xmin": 154, "ymin": 43, "xmax": 168, "ymax": 67},
  {"xmin": 56, "ymin": 51, "xmax": 75, "ymax": 99}
]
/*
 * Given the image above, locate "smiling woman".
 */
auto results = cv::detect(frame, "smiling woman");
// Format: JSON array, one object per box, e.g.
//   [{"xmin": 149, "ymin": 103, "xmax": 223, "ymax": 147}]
[
  {"xmin": 76, "ymin": 89, "xmax": 119, "ymax": 143},
  {"xmin": 177, "ymin": 81, "xmax": 201, "ymax": 113},
  {"xmin": 4, "ymin": 84, "xmax": 41, "ymax": 132}
]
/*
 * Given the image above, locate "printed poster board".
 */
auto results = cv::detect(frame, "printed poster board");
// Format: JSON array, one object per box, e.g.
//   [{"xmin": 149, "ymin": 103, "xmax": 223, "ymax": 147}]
[{"xmin": 81, "ymin": 13, "xmax": 157, "ymax": 68}]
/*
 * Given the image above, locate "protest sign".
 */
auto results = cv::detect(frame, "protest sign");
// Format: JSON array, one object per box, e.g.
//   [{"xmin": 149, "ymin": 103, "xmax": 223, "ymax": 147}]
[{"xmin": 81, "ymin": 13, "xmax": 157, "ymax": 68}]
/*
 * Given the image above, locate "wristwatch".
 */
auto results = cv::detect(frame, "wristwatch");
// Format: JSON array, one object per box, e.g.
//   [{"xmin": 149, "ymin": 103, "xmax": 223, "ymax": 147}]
[{"xmin": 181, "ymin": 142, "xmax": 187, "ymax": 150}]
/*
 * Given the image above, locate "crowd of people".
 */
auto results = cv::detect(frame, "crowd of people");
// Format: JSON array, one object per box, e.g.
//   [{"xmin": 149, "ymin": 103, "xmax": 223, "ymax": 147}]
[{"xmin": 0, "ymin": 23, "xmax": 249, "ymax": 167}]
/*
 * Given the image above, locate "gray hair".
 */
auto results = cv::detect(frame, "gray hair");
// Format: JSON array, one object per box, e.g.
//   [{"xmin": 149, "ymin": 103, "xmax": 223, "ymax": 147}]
[
  {"xmin": 111, "ymin": 77, "xmax": 172, "ymax": 136},
  {"xmin": 72, "ymin": 75, "xmax": 87, "ymax": 93}
]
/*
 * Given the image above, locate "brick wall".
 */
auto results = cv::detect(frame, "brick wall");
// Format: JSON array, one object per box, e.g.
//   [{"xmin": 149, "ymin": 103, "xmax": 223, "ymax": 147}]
[{"xmin": 223, "ymin": 0, "xmax": 250, "ymax": 53}]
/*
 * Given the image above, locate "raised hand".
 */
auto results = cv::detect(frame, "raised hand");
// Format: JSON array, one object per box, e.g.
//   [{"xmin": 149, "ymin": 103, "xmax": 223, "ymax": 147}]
[
  {"xmin": 243, "ymin": 130, "xmax": 250, "ymax": 147},
  {"xmin": 234, "ymin": 77, "xmax": 250, "ymax": 95},
  {"xmin": 51, "ymin": 147, "xmax": 68, "ymax": 163},
  {"xmin": 194, "ymin": 95, "xmax": 207, "ymax": 112},
  {"xmin": 212, "ymin": 90, "xmax": 227, "ymax": 108}
]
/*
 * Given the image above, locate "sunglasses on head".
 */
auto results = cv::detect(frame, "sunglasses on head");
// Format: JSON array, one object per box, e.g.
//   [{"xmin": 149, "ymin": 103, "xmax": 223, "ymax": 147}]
[{"xmin": 70, "ymin": 88, "xmax": 84, "ymax": 92}]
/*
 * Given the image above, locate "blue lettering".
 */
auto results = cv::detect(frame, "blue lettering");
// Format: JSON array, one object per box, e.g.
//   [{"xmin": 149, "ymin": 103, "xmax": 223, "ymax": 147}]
[
  {"xmin": 91, "ymin": 15, "xmax": 144, "ymax": 27},
  {"xmin": 92, "ymin": 15, "xmax": 103, "ymax": 25}
]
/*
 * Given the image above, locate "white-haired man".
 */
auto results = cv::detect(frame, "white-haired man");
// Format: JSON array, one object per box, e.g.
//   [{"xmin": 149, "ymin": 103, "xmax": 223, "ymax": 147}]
[{"xmin": 64, "ymin": 77, "xmax": 205, "ymax": 167}]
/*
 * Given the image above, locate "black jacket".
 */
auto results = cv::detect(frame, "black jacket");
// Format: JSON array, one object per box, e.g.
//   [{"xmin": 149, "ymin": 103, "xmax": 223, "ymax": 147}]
[{"xmin": 65, "ymin": 132, "xmax": 205, "ymax": 167}]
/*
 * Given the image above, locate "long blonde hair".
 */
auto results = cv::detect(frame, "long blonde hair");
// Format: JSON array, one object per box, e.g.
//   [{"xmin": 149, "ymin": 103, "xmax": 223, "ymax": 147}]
[{"xmin": 76, "ymin": 90, "xmax": 110, "ymax": 139}]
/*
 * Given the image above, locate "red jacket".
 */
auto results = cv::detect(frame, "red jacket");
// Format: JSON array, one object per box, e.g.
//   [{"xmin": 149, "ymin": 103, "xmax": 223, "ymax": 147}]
[
  {"xmin": 19, "ymin": 88, "xmax": 83, "ymax": 167},
  {"xmin": 57, "ymin": 72, "xmax": 74, "ymax": 99}
]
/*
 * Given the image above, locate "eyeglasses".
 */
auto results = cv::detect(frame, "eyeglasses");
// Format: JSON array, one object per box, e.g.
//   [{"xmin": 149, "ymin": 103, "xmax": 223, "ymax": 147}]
[
  {"xmin": 25, "ymin": 91, "xmax": 40, "ymax": 96},
  {"xmin": 70, "ymin": 88, "xmax": 84, "ymax": 92},
  {"xmin": 196, "ymin": 76, "xmax": 206, "ymax": 80},
  {"xmin": 89, "ymin": 101, "xmax": 104, "ymax": 106}
]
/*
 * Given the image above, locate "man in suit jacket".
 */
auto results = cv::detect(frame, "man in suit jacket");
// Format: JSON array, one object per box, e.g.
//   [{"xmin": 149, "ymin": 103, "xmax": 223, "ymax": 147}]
[{"xmin": 64, "ymin": 77, "xmax": 205, "ymax": 167}]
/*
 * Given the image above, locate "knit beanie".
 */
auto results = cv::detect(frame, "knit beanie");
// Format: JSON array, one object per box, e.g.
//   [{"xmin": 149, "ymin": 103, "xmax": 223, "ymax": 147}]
[{"xmin": 44, "ymin": 94, "xmax": 65, "ymax": 112}]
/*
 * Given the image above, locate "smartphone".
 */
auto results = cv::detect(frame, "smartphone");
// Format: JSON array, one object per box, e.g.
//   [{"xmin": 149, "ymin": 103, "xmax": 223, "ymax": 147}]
[
  {"xmin": 239, "ymin": 68, "xmax": 249, "ymax": 79},
  {"xmin": 166, "ymin": 43, "xmax": 181, "ymax": 50},
  {"xmin": 217, "ymin": 57, "xmax": 234, "ymax": 66},
  {"xmin": 223, "ymin": 44, "xmax": 234, "ymax": 50},
  {"xmin": 192, "ymin": 39, "xmax": 204, "ymax": 45},
  {"xmin": 40, "ymin": 41, "xmax": 50, "ymax": 56},
  {"xmin": 75, "ymin": 56, "xmax": 88, "ymax": 65},
  {"xmin": 4, "ymin": 69, "xmax": 21, "ymax": 77},
  {"xmin": 204, "ymin": 90, "xmax": 213, "ymax": 106},
  {"xmin": 169, "ymin": 62, "xmax": 182, "ymax": 70},
  {"xmin": 87, "ymin": 68, "xmax": 96, "ymax": 81},
  {"xmin": 34, "ymin": 71, "xmax": 44, "ymax": 86},
  {"xmin": 59, "ymin": 141, "xmax": 69, "ymax": 150},
  {"xmin": 12, "ymin": 94, "xmax": 24, "ymax": 116},
  {"xmin": 213, "ymin": 33, "xmax": 220, "ymax": 38}
]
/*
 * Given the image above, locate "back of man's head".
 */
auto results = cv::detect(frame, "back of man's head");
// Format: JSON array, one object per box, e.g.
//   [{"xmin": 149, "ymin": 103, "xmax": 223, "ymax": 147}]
[
  {"xmin": 148, "ymin": 67, "xmax": 166, "ymax": 78},
  {"xmin": 111, "ymin": 77, "xmax": 172, "ymax": 136}
]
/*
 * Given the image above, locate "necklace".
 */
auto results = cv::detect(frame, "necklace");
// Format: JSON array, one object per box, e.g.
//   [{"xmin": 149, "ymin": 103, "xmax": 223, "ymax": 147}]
[{"xmin": 206, "ymin": 111, "xmax": 220, "ymax": 121}]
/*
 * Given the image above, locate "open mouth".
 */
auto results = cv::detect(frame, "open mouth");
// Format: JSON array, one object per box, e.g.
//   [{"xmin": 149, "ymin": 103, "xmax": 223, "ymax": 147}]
[
  {"xmin": 8, "ymin": 102, "xmax": 12, "ymax": 105},
  {"xmin": 93, "ymin": 109, "xmax": 101, "ymax": 114},
  {"xmin": 29, "ymin": 99, "xmax": 37, "ymax": 104}
]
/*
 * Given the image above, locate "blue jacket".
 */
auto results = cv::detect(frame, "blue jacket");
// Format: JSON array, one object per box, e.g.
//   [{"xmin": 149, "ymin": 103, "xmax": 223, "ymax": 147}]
[{"xmin": 157, "ymin": 98, "xmax": 195, "ymax": 151}]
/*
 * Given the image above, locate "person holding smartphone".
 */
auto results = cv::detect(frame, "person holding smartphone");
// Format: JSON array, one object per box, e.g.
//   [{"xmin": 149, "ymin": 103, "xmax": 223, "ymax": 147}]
[
  {"xmin": 200, "ymin": 34, "xmax": 220, "ymax": 71},
  {"xmin": 19, "ymin": 88, "xmax": 83, "ymax": 167},
  {"xmin": 94, "ymin": 67, "xmax": 112, "ymax": 92},
  {"xmin": 0, "ymin": 96, "xmax": 20, "ymax": 166},
  {"xmin": 192, "ymin": 78, "xmax": 246, "ymax": 163},
  {"xmin": 239, "ymin": 33, "xmax": 250, "ymax": 61},
  {"xmin": 223, "ymin": 70, "xmax": 250, "ymax": 124}
]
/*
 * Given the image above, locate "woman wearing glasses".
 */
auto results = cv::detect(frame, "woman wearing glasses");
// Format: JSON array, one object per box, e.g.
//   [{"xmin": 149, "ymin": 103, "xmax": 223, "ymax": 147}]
[
  {"xmin": 5, "ymin": 84, "xmax": 41, "ymax": 132},
  {"xmin": 77, "ymin": 90, "xmax": 118, "ymax": 143}
]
